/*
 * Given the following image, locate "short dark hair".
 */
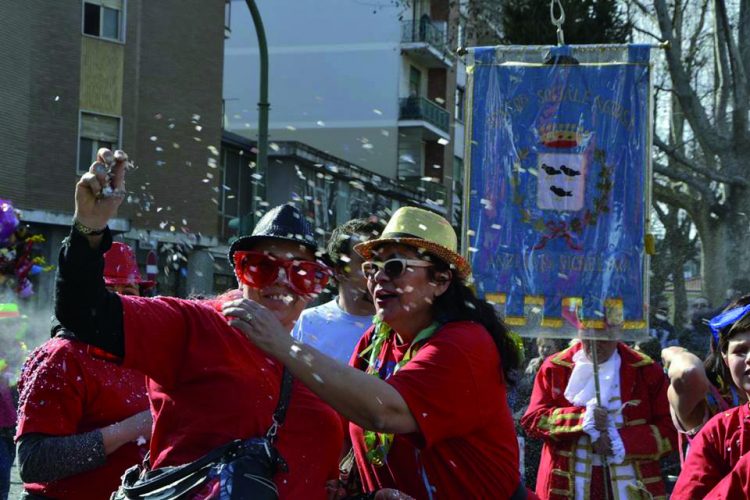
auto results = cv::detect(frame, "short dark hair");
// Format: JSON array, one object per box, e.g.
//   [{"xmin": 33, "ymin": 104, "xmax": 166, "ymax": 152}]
[
  {"xmin": 717, "ymin": 294, "xmax": 750, "ymax": 353},
  {"xmin": 326, "ymin": 218, "xmax": 384, "ymax": 267}
]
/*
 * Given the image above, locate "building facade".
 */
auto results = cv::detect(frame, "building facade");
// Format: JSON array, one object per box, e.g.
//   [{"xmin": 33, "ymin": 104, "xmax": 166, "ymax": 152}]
[
  {"xmin": 0, "ymin": 0, "xmax": 227, "ymax": 303},
  {"xmin": 223, "ymin": 0, "xmax": 467, "ymax": 226}
]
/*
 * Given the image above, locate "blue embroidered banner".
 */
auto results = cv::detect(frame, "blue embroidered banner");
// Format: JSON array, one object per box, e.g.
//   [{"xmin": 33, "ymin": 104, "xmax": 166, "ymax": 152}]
[{"xmin": 464, "ymin": 45, "xmax": 651, "ymax": 337}]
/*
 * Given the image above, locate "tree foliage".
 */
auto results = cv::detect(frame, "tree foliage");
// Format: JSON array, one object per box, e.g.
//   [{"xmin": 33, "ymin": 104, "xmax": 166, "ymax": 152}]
[{"xmin": 498, "ymin": 0, "xmax": 631, "ymax": 45}]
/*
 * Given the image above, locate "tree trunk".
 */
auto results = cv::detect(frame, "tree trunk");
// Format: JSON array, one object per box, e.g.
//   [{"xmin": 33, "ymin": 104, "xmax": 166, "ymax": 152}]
[
  {"xmin": 672, "ymin": 261, "xmax": 688, "ymax": 326},
  {"xmin": 699, "ymin": 207, "xmax": 750, "ymax": 306}
]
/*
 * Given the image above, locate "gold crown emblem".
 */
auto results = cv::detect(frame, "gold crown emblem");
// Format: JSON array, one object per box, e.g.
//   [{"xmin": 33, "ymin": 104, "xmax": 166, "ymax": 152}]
[{"xmin": 538, "ymin": 123, "xmax": 587, "ymax": 148}]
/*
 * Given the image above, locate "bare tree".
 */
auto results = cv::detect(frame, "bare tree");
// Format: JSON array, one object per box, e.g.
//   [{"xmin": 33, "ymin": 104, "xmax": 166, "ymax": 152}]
[{"xmin": 631, "ymin": 0, "xmax": 750, "ymax": 305}]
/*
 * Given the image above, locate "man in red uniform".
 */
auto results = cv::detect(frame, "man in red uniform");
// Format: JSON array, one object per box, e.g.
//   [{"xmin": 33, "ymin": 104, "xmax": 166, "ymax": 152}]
[
  {"xmin": 521, "ymin": 337, "xmax": 676, "ymax": 499},
  {"xmin": 15, "ymin": 242, "xmax": 152, "ymax": 500}
]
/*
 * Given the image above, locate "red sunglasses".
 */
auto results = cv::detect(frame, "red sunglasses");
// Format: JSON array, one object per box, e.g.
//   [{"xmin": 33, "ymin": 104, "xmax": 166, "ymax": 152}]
[{"xmin": 233, "ymin": 250, "xmax": 331, "ymax": 295}]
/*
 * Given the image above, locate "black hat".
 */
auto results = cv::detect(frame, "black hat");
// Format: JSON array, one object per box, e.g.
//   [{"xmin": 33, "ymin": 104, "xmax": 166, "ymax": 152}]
[{"xmin": 228, "ymin": 204, "xmax": 318, "ymax": 263}]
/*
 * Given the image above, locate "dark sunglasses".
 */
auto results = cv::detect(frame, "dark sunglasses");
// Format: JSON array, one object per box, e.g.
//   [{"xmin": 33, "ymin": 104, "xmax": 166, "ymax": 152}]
[
  {"xmin": 233, "ymin": 251, "xmax": 331, "ymax": 295},
  {"xmin": 361, "ymin": 258, "xmax": 433, "ymax": 279}
]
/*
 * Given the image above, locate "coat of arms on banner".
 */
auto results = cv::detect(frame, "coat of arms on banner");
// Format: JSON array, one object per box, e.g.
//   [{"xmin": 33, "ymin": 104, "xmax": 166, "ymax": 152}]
[
  {"xmin": 536, "ymin": 125, "xmax": 587, "ymax": 212},
  {"xmin": 537, "ymin": 152, "xmax": 585, "ymax": 211}
]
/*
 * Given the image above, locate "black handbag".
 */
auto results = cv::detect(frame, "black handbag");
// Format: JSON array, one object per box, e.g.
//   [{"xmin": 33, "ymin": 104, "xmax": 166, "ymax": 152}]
[{"xmin": 112, "ymin": 368, "xmax": 294, "ymax": 500}]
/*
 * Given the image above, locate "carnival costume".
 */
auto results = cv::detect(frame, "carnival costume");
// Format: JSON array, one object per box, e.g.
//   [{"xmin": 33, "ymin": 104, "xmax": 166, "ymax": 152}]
[{"xmin": 521, "ymin": 342, "xmax": 675, "ymax": 499}]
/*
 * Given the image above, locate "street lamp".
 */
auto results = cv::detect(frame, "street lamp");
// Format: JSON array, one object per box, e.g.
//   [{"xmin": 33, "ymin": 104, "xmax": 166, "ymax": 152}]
[
  {"xmin": 245, "ymin": 0, "xmax": 269, "ymax": 177},
  {"xmin": 228, "ymin": 0, "xmax": 269, "ymax": 235}
]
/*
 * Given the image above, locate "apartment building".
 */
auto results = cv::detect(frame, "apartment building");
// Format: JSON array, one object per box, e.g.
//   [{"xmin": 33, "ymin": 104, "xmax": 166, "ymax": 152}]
[
  {"xmin": 223, "ymin": 0, "xmax": 467, "ymax": 226},
  {"xmin": 0, "ymin": 0, "xmax": 227, "ymax": 301}
]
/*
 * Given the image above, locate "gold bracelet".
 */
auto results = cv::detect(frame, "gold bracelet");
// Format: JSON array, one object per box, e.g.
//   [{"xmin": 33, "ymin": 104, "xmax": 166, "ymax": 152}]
[{"xmin": 73, "ymin": 218, "xmax": 107, "ymax": 235}]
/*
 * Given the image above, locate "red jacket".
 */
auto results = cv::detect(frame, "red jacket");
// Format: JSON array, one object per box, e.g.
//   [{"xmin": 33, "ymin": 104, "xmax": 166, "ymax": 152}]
[
  {"xmin": 672, "ymin": 403, "xmax": 750, "ymax": 499},
  {"xmin": 520, "ymin": 342, "xmax": 676, "ymax": 499}
]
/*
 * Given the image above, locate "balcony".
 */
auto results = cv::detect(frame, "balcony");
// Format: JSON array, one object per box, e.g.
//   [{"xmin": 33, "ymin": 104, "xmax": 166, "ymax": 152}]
[
  {"xmin": 398, "ymin": 97, "xmax": 450, "ymax": 139},
  {"xmin": 400, "ymin": 19, "xmax": 453, "ymax": 68}
]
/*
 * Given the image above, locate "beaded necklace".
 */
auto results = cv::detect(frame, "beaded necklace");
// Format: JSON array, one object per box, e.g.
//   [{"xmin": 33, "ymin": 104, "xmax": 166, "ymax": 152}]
[{"xmin": 359, "ymin": 316, "xmax": 438, "ymax": 466}]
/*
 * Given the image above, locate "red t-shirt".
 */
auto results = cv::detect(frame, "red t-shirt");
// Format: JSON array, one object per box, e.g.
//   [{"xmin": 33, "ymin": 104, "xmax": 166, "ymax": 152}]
[
  {"xmin": 672, "ymin": 402, "xmax": 750, "ymax": 499},
  {"xmin": 349, "ymin": 321, "xmax": 520, "ymax": 499},
  {"xmin": 120, "ymin": 295, "xmax": 344, "ymax": 499},
  {"xmin": 16, "ymin": 336, "xmax": 149, "ymax": 500}
]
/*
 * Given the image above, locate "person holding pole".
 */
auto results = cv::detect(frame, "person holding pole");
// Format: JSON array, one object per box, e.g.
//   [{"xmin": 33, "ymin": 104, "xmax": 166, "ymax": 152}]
[{"xmin": 521, "ymin": 334, "xmax": 676, "ymax": 499}]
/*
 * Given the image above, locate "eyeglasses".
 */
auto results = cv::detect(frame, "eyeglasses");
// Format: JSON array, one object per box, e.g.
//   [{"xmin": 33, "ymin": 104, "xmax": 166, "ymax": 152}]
[
  {"xmin": 361, "ymin": 258, "xmax": 433, "ymax": 280},
  {"xmin": 233, "ymin": 251, "xmax": 331, "ymax": 295}
]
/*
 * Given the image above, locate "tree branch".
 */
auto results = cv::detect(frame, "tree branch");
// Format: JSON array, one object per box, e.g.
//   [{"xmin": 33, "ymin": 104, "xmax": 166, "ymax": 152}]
[
  {"xmin": 653, "ymin": 0, "xmax": 731, "ymax": 153},
  {"xmin": 652, "ymin": 162, "xmax": 717, "ymax": 206},
  {"xmin": 631, "ymin": 0, "xmax": 654, "ymax": 16},
  {"xmin": 632, "ymin": 24, "xmax": 662, "ymax": 42},
  {"xmin": 654, "ymin": 136, "xmax": 749, "ymax": 187},
  {"xmin": 685, "ymin": 0, "xmax": 710, "ymax": 74},
  {"xmin": 716, "ymin": 0, "xmax": 749, "ymax": 134},
  {"xmin": 652, "ymin": 182, "xmax": 701, "ymax": 219}
]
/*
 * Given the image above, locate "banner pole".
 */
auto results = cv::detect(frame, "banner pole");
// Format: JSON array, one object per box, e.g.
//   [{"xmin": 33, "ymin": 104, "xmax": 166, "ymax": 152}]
[{"xmin": 590, "ymin": 338, "xmax": 611, "ymax": 500}]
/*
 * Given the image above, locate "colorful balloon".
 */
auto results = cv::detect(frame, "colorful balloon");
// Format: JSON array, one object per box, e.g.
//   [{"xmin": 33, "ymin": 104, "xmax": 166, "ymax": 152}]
[{"xmin": 0, "ymin": 199, "xmax": 19, "ymax": 244}]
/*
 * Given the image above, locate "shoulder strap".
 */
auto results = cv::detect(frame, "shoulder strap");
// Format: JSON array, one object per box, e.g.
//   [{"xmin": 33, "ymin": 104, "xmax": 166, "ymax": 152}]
[{"xmin": 265, "ymin": 367, "xmax": 294, "ymax": 443}]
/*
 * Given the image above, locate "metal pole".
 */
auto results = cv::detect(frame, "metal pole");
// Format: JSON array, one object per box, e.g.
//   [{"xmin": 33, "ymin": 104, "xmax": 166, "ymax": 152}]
[
  {"xmin": 589, "ymin": 338, "xmax": 611, "ymax": 500},
  {"xmin": 245, "ymin": 0, "xmax": 269, "ymax": 185}
]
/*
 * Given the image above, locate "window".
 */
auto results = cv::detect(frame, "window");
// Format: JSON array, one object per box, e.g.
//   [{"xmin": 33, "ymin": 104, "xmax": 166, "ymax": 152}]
[
  {"xmin": 409, "ymin": 66, "xmax": 422, "ymax": 98},
  {"xmin": 83, "ymin": 0, "xmax": 124, "ymax": 41},
  {"xmin": 219, "ymin": 142, "xmax": 255, "ymax": 238},
  {"xmin": 455, "ymin": 87, "xmax": 465, "ymax": 123},
  {"xmin": 224, "ymin": 0, "xmax": 232, "ymax": 38},
  {"xmin": 78, "ymin": 112, "xmax": 121, "ymax": 172}
]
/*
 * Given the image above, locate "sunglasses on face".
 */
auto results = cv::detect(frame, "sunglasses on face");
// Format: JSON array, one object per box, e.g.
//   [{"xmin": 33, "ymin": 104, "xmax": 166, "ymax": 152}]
[
  {"xmin": 361, "ymin": 258, "xmax": 433, "ymax": 279},
  {"xmin": 233, "ymin": 251, "xmax": 331, "ymax": 295}
]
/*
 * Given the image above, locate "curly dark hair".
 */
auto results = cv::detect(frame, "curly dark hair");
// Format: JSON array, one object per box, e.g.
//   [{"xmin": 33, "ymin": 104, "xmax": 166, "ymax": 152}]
[
  {"xmin": 326, "ymin": 218, "xmax": 384, "ymax": 268},
  {"xmin": 426, "ymin": 255, "xmax": 522, "ymax": 385}
]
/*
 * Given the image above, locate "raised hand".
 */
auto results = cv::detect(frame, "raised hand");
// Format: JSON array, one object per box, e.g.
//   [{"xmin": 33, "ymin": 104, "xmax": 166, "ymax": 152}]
[{"xmin": 74, "ymin": 148, "xmax": 129, "ymax": 233}]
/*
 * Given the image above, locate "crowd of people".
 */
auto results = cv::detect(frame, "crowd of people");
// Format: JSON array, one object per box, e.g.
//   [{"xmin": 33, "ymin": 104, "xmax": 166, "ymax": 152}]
[{"xmin": 1, "ymin": 148, "xmax": 750, "ymax": 499}]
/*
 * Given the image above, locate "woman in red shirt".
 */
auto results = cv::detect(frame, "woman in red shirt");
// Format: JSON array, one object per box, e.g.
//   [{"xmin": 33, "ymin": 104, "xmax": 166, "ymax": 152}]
[
  {"xmin": 55, "ymin": 149, "xmax": 343, "ymax": 499},
  {"xmin": 16, "ymin": 242, "xmax": 152, "ymax": 500},
  {"xmin": 672, "ymin": 295, "xmax": 750, "ymax": 498},
  {"xmin": 226, "ymin": 207, "xmax": 526, "ymax": 499}
]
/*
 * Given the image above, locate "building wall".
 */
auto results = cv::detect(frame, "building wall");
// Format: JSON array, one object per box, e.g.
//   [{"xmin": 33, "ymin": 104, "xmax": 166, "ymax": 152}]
[
  {"xmin": 119, "ymin": 0, "xmax": 225, "ymax": 237},
  {"xmin": 223, "ymin": 0, "xmax": 406, "ymax": 179},
  {"xmin": 0, "ymin": 0, "xmax": 227, "ymax": 304},
  {"xmin": 0, "ymin": 0, "xmax": 82, "ymax": 212}
]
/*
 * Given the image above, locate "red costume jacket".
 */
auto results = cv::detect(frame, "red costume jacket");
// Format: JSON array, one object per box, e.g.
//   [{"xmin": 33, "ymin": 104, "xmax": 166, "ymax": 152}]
[
  {"xmin": 705, "ymin": 451, "xmax": 750, "ymax": 499},
  {"xmin": 520, "ymin": 342, "xmax": 676, "ymax": 499},
  {"xmin": 672, "ymin": 403, "xmax": 750, "ymax": 499}
]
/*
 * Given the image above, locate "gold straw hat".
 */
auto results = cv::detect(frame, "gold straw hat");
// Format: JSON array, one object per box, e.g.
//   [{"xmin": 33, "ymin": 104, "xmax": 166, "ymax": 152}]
[{"xmin": 354, "ymin": 206, "xmax": 471, "ymax": 279}]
